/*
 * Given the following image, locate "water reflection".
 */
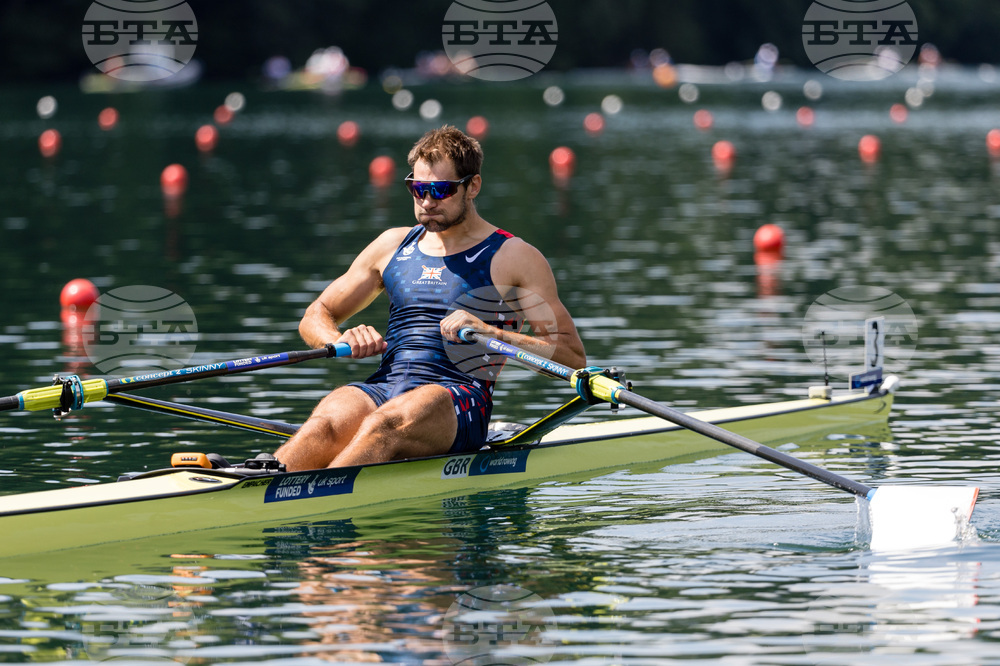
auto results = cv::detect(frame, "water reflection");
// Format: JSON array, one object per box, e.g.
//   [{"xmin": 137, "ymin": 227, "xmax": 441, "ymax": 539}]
[
  {"xmin": 798, "ymin": 551, "xmax": 981, "ymax": 664},
  {"xmin": 3, "ymin": 73, "xmax": 1000, "ymax": 662}
]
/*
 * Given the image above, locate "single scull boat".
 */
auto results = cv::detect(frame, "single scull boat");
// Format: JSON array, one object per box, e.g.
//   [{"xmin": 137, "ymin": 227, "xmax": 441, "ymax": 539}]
[
  {"xmin": 0, "ymin": 320, "xmax": 977, "ymax": 555},
  {"xmin": 0, "ymin": 384, "xmax": 893, "ymax": 557}
]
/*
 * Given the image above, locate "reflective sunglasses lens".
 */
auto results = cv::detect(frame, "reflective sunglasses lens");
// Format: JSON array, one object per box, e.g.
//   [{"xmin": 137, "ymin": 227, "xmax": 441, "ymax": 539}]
[{"xmin": 409, "ymin": 181, "xmax": 456, "ymax": 199}]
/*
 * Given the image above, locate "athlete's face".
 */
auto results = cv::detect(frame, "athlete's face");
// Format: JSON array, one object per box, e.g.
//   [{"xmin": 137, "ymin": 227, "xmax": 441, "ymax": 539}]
[{"xmin": 409, "ymin": 158, "xmax": 478, "ymax": 232}]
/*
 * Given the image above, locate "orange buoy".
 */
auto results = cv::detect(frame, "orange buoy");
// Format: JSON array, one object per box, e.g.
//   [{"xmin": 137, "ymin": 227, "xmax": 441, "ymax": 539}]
[
  {"xmin": 549, "ymin": 146, "xmax": 576, "ymax": 179},
  {"xmin": 466, "ymin": 116, "xmax": 489, "ymax": 140},
  {"xmin": 213, "ymin": 105, "xmax": 234, "ymax": 126},
  {"xmin": 652, "ymin": 63, "xmax": 678, "ymax": 88},
  {"xmin": 337, "ymin": 120, "xmax": 360, "ymax": 147},
  {"xmin": 195, "ymin": 125, "xmax": 218, "ymax": 152},
  {"xmin": 98, "ymin": 107, "xmax": 119, "ymax": 131},
  {"xmin": 753, "ymin": 224, "xmax": 785, "ymax": 253},
  {"xmin": 583, "ymin": 112, "xmax": 605, "ymax": 136},
  {"xmin": 987, "ymin": 129, "xmax": 1000, "ymax": 158},
  {"xmin": 369, "ymin": 155, "xmax": 395, "ymax": 187},
  {"xmin": 889, "ymin": 104, "xmax": 908, "ymax": 124},
  {"xmin": 693, "ymin": 109, "xmax": 714, "ymax": 131},
  {"xmin": 39, "ymin": 129, "xmax": 61, "ymax": 158},
  {"xmin": 161, "ymin": 164, "xmax": 189, "ymax": 197},
  {"xmin": 796, "ymin": 106, "xmax": 815, "ymax": 128},
  {"xmin": 711, "ymin": 140, "xmax": 736, "ymax": 171},
  {"xmin": 859, "ymin": 134, "xmax": 881, "ymax": 163}
]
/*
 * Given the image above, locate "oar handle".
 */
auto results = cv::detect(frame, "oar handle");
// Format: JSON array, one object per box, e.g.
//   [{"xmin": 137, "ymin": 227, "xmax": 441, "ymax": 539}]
[
  {"xmin": 2, "ymin": 342, "xmax": 352, "ymax": 413},
  {"xmin": 459, "ymin": 328, "xmax": 875, "ymax": 500}
]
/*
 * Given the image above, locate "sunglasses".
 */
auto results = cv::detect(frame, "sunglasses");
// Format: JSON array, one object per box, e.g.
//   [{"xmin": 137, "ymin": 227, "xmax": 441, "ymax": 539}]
[{"xmin": 404, "ymin": 172, "xmax": 474, "ymax": 200}]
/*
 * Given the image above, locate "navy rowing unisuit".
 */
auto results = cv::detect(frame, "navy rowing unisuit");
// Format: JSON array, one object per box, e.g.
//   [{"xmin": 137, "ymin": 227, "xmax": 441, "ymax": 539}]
[{"xmin": 351, "ymin": 224, "xmax": 515, "ymax": 453}]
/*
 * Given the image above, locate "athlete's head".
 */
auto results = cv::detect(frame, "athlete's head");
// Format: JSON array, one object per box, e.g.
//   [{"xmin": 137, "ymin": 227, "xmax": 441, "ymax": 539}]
[{"xmin": 407, "ymin": 126, "xmax": 483, "ymax": 179}]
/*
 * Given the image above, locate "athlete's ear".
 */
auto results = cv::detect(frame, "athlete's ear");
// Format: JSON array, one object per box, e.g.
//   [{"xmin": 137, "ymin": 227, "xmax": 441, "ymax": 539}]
[{"xmin": 467, "ymin": 174, "xmax": 482, "ymax": 200}]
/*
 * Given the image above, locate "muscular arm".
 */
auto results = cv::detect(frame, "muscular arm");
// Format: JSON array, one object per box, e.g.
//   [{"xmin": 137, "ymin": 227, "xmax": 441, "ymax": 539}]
[
  {"xmin": 441, "ymin": 238, "xmax": 586, "ymax": 369},
  {"xmin": 299, "ymin": 228, "xmax": 409, "ymax": 356}
]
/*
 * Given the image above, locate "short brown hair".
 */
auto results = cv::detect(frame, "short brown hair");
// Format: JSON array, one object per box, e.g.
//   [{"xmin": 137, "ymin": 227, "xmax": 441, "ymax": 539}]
[{"xmin": 407, "ymin": 125, "xmax": 483, "ymax": 178}]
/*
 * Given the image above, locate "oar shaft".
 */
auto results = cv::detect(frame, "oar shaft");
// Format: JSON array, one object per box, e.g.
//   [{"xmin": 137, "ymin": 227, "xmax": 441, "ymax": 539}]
[
  {"xmin": 614, "ymin": 390, "xmax": 874, "ymax": 498},
  {"xmin": 2, "ymin": 343, "xmax": 351, "ymax": 413},
  {"xmin": 459, "ymin": 329, "xmax": 875, "ymax": 500},
  {"xmin": 105, "ymin": 393, "xmax": 300, "ymax": 437}
]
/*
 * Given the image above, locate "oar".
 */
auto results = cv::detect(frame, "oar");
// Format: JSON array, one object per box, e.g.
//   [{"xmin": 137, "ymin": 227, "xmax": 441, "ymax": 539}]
[
  {"xmin": 105, "ymin": 393, "xmax": 300, "ymax": 437},
  {"xmin": 458, "ymin": 329, "xmax": 979, "ymax": 550},
  {"xmin": 0, "ymin": 343, "xmax": 351, "ymax": 414}
]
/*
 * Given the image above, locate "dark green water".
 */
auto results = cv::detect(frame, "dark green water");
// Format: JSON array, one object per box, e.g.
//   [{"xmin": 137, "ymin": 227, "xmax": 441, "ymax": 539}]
[{"xmin": 1, "ymin": 67, "xmax": 1000, "ymax": 663}]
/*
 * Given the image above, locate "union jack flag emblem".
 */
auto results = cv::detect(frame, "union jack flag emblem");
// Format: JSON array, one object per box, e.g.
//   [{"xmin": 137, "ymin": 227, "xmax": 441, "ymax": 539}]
[{"xmin": 420, "ymin": 265, "xmax": 444, "ymax": 281}]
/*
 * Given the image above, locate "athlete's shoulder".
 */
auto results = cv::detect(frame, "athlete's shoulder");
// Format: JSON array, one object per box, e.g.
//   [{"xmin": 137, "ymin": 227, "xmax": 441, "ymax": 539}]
[
  {"xmin": 380, "ymin": 225, "xmax": 420, "ymax": 244},
  {"xmin": 494, "ymin": 233, "xmax": 542, "ymax": 258},
  {"xmin": 366, "ymin": 226, "xmax": 417, "ymax": 252}
]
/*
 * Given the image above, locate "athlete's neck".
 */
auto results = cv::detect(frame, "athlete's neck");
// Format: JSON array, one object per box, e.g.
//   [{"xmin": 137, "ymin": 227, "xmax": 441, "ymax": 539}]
[{"xmin": 420, "ymin": 215, "xmax": 496, "ymax": 256}]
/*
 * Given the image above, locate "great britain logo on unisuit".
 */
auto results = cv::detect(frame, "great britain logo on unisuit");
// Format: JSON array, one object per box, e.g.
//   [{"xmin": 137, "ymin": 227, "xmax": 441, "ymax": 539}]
[{"xmin": 415, "ymin": 265, "xmax": 445, "ymax": 283}]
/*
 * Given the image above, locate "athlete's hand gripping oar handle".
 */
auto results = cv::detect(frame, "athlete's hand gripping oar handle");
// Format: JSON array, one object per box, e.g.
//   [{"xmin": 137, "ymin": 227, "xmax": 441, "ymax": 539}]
[
  {"xmin": 458, "ymin": 328, "xmax": 874, "ymax": 499},
  {"xmin": 0, "ymin": 342, "xmax": 352, "ymax": 413}
]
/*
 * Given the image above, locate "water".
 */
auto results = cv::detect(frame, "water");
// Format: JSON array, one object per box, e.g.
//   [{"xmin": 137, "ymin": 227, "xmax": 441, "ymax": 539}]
[{"xmin": 2, "ymin": 67, "xmax": 1000, "ymax": 663}]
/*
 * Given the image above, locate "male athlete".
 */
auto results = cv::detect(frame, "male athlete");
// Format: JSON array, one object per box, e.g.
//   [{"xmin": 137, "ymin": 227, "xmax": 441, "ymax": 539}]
[{"xmin": 274, "ymin": 126, "xmax": 585, "ymax": 472}]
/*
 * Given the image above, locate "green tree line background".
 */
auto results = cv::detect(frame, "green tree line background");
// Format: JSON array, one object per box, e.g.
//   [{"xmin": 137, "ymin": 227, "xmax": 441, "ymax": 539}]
[{"xmin": 3, "ymin": 0, "xmax": 999, "ymax": 83}]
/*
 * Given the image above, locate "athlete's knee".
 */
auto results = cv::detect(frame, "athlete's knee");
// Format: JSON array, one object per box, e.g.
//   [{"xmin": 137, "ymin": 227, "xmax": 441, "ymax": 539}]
[{"xmin": 359, "ymin": 406, "xmax": 406, "ymax": 438}]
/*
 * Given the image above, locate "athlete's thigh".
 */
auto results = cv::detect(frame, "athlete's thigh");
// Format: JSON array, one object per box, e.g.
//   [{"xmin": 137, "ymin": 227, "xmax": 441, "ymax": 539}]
[
  {"xmin": 309, "ymin": 384, "xmax": 378, "ymax": 424},
  {"xmin": 378, "ymin": 384, "xmax": 458, "ymax": 454}
]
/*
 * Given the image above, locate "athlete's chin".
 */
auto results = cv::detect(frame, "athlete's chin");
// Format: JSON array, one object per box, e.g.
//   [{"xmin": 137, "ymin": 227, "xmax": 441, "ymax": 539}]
[{"xmin": 421, "ymin": 217, "xmax": 461, "ymax": 232}]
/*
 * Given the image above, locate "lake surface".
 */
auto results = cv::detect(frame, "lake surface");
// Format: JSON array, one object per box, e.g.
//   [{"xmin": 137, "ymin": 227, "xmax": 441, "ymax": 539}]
[{"xmin": 2, "ymin": 66, "xmax": 1000, "ymax": 664}]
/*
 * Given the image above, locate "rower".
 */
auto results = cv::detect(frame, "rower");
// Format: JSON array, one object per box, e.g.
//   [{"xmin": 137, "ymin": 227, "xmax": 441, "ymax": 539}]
[{"xmin": 273, "ymin": 126, "xmax": 586, "ymax": 472}]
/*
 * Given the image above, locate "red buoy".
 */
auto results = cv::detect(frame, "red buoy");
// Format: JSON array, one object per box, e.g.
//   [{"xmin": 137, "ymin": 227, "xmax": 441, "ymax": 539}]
[
  {"xmin": 161, "ymin": 164, "xmax": 189, "ymax": 197},
  {"xmin": 583, "ymin": 112, "xmax": 605, "ymax": 136},
  {"xmin": 214, "ymin": 105, "xmax": 234, "ymax": 126},
  {"xmin": 693, "ymin": 109, "xmax": 714, "ymax": 131},
  {"xmin": 711, "ymin": 140, "xmax": 736, "ymax": 172},
  {"xmin": 98, "ymin": 107, "xmax": 119, "ymax": 131},
  {"xmin": 39, "ymin": 129, "xmax": 61, "ymax": 158},
  {"xmin": 859, "ymin": 134, "xmax": 881, "ymax": 163},
  {"xmin": 466, "ymin": 116, "xmax": 489, "ymax": 140},
  {"xmin": 753, "ymin": 223, "xmax": 785, "ymax": 253},
  {"xmin": 889, "ymin": 104, "xmax": 908, "ymax": 124},
  {"xmin": 549, "ymin": 146, "xmax": 576, "ymax": 182},
  {"xmin": 195, "ymin": 125, "xmax": 218, "ymax": 152},
  {"xmin": 60, "ymin": 278, "xmax": 99, "ymax": 310},
  {"xmin": 369, "ymin": 155, "xmax": 395, "ymax": 188},
  {"xmin": 337, "ymin": 120, "xmax": 360, "ymax": 147},
  {"xmin": 60, "ymin": 278, "xmax": 99, "ymax": 324},
  {"xmin": 796, "ymin": 106, "xmax": 815, "ymax": 128},
  {"xmin": 987, "ymin": 129, "xmax": 1000, "ymax": 158}
]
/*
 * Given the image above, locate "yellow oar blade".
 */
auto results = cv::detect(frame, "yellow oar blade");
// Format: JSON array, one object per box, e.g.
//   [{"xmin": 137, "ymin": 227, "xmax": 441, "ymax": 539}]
[{"xmin": 867, "ymin": 486, "xmax": 980, "ymax": 551}]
